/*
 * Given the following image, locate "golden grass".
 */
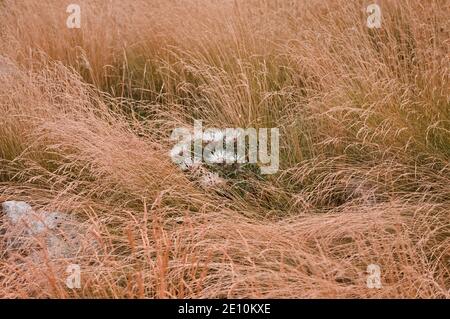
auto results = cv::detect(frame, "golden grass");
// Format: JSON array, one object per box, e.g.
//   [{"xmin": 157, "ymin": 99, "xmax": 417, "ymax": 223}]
[{"xmin": 0, "ymin": 0, "xmax": 449, "ymax": 298}]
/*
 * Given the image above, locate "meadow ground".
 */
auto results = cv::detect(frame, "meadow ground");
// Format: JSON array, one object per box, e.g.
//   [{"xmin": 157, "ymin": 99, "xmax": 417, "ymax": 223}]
[{"xmin": 0, "ymin": 0, "xmax": 449, "ymax": 298}]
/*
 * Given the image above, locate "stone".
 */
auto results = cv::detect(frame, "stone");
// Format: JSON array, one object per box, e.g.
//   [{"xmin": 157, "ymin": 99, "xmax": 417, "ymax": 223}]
[
  {"xmin": 2, "ymin": 201, "xmax": 34, "ymax": 224},
  {"xmin": 1, "ymin": 200, "xmax": 98, "ymax": 259},
  {"xmin": 2, "ymin": 201, "xmax": 68, "ymax": 236}
]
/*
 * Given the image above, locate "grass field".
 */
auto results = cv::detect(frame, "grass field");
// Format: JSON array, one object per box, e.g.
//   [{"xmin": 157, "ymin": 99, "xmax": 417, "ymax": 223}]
[{"xmin": 0, "ymin": 0, "xmax": 449, "ymax": 298}]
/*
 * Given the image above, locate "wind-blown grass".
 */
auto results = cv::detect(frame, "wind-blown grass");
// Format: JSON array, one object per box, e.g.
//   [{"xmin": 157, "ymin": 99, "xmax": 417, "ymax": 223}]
[{"xmin": 0, "ymin": 0, "xmax": 448, "ymax": 298}]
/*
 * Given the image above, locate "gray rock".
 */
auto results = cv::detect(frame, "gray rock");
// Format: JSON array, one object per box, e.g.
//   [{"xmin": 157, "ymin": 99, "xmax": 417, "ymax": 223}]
[
  {"xmin": 2, "ymin": 201, "xmax": 33, "ymax": 224},
  {"xmin": 2, "ymin": 201, "xmax": 68, "ymax": 236},
  {"xmin": 1, "ymin": 201, "xmax": 97, "ymax": 259}
]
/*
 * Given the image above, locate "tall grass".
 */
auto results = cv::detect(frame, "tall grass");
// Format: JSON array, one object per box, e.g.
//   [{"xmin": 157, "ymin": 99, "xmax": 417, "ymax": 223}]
[{"xmin": 0, "ymin": 0, "xmax": 448, "ymax": 298}]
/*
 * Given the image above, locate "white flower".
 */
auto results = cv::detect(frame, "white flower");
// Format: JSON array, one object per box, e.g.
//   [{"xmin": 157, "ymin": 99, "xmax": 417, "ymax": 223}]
[
  {"xmin": 233, "ymin": 152, "xmax": 245, "ymax": 163},
  {"xmin": 206, "ymin": 150, "xmax": 225, "ymax": 163},
  {"xmin": 179, "ymin": 157, "xmax": 194, "ymax": 171},
  {"xmin": 169, "ymin": 144, "xmax": 184, "ymax": 158},
  {"xmin": 206, "ymin": 149, "xmax": 241, "ymax": 164}
]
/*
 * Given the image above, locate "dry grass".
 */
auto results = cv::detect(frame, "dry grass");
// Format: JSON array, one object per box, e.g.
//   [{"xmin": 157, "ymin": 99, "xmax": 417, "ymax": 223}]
[{"xmin": 0, "ymin": 0, "xmax": 449, "ymax": 298}]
